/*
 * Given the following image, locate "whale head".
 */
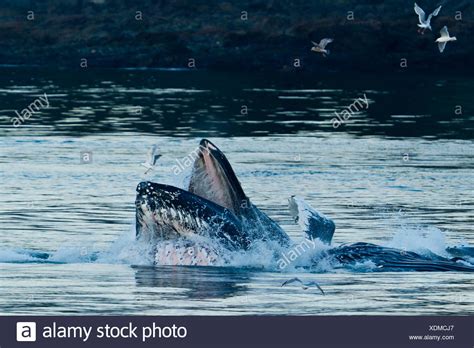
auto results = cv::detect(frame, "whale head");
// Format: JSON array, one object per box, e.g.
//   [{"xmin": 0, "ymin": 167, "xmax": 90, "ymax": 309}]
[{"xmin": 135, "ymin": 139, "xmax": 290, "ymax": 266}]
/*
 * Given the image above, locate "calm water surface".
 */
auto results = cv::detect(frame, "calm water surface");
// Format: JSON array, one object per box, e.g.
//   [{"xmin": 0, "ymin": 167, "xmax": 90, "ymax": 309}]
[{"xmin": 0, "ymin": 67, "xmax": 473, "ymax": 315}]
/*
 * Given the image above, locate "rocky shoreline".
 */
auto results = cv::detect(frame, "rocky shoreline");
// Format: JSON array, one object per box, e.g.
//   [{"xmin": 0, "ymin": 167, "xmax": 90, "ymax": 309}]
[{"xmin": 0, "ymin": 0, "xmax": 472, "ymax": 72}]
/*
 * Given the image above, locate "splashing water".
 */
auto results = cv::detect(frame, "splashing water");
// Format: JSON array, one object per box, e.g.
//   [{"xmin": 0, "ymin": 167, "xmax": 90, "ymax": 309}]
[{"xmin": 1, "ymin": 216, "xmax": 472, "ymax": 272}]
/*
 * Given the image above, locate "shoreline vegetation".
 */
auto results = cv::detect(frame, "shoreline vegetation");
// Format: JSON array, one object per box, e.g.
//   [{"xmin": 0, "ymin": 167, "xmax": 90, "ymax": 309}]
[{"xmin": 0, "ymin": 0, "xmax": 473, "ymax": 72}]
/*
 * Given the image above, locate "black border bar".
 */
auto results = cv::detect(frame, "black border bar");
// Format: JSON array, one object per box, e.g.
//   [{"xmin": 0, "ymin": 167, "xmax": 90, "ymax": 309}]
[{"xmin": 2, "ymin": 316, "xmax": 473, "ymax": 347}]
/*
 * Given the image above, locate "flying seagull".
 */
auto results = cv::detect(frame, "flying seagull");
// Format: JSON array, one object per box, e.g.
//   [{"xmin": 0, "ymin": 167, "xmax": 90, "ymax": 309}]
[
  {"xmin": 436, "ymin": 26, "xmax": 457, "ymax": 53},
  {"xmin": 414, "ymin": 3, "xmax": 442, "ymax": 34},
  {"xmin": 281, "ymin": 277, "xmax": 325, "ymax": 295},
  {"xmin": 141, "ymin": 144, "xmax": 161, "ymax": 174},
  {"xmin": 311, "ymin": 38, "xmax": 334, "ymax": 57}
]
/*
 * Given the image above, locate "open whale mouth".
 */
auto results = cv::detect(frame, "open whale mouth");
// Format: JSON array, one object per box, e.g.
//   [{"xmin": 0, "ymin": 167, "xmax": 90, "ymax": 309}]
[
  {"xmin": 189, "ymin": 139, "xmax": 291, "ymax": 246},
  {"xmin": 135, "ymin": 138, "xmax": 290, "ymax": 266},
  {"xmin": 135, "ymin": 181, "xmax": 249, "ymax": 251},
  {"xmin": 188, "ymin": 139, "xmax": 248, "ymax": 215}
]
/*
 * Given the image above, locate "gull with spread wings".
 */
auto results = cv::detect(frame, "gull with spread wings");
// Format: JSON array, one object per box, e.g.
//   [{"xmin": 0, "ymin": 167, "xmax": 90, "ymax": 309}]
[
  {"xmin": 311, "ymin": 38, "xmax": 334, "ymax": 57},
  {"xmin": 414, "ymin": 3, "xmax": 442, "ymax": 34},
  {"xmin": 140, "ymin": 145, "xmax": 161, "ymax": 174},
  {"xmin": 435, "ymin": 26, "xmax": 457, "ymax": 53},
  {"xmin": 281, "ymin": 277, "xmax": 325, "ymax": 295}
]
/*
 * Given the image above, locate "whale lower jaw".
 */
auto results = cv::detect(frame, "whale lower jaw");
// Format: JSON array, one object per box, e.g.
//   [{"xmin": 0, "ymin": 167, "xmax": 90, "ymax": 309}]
[{"xmin": 135, "ymin": 181, "xmax": 249, "ymax": 253}]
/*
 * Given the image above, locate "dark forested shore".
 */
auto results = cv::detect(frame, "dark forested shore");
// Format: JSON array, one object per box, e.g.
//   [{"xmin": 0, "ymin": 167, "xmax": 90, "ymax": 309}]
[{"xmin": 0, "ymin": 0, "xmax": 472, "ymax": 72}]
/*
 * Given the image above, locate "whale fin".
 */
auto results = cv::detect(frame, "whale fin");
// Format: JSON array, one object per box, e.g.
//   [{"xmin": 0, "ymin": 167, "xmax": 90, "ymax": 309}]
[{"xmin": 288, "ymin": 196, "xmax": 335, "ymax": 245}]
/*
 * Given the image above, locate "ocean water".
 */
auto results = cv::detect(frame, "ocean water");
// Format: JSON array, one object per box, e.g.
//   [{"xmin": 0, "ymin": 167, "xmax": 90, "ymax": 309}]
[{"xmin": 0, "ymin": 67, "xmax": 473, "ymax": 315}]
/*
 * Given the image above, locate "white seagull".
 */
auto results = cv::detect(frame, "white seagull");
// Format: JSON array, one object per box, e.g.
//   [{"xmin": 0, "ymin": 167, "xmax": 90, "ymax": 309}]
[
  {"xmin": 281, "ymin": 277, "xmax": 325, "ymax": 295},
  {"xmin": 311, "ymin": 38, "xmax": 334, "ymax": 57},
  {"xmin": 414, "ymin": 3, "xmax": 442, "ymax": 34},
  {"xmin": 141, "ymin": 144, "xmax": 161, "ymax": 174},
  {"xmin": 436, "ymin": 26, "xmax": 457, "ymax": 53}
]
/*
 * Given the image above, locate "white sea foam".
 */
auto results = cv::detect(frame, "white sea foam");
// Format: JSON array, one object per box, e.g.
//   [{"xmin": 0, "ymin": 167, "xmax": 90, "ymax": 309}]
[
  {"xmin": 48, "ymin": 245, "xmax": 97, "ymax": 263},
  {"xmin": 228, "ymin": 240, "xmax": 280, "ymax": 269},
  {"xmin": 386, "ymin": 225, "xmax": 449, "ymax": 257},
  {"xmin": 97, "ymin": 224, "xmax": 154, "ymax": 265},
  {"xmin": 0, "ymin": 215, "xmax": 471, "ymax": 269},
  {"xmin": 377, "ymin": 210, "xmax": 450, "ymax": 257},
  {"xmin": 0, "ymin": 249, "xmax": 37, "ymax": 263}
]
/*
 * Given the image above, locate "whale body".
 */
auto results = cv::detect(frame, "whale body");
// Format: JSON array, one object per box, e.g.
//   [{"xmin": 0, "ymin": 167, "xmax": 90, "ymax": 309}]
[{"xmin": 135, "ymin": 139, "xmax": 474, "ymax": 272}]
